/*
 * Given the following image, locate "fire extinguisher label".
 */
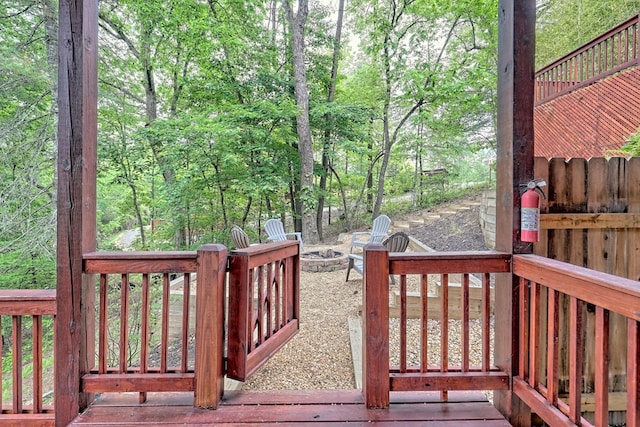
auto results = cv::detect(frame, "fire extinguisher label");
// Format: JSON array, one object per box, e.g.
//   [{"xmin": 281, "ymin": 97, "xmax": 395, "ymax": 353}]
[{"xmin": 521, "ymin": 208, "xmax": 539, "ymax": 231}]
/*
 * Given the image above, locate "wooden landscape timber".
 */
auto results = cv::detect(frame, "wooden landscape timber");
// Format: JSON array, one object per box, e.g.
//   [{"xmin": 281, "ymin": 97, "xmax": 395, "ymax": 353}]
[
  {"xmin": 387, "ymin": 272, "xmax": 493, "ymax": 320},
  {"xmin": 540, "ymin": 212, "xmax": 640, "ymax": 229}
]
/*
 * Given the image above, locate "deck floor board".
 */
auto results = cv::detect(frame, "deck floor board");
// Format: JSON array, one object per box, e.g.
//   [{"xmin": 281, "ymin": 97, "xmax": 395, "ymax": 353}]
[{"xmin": 69, "ymin": 390, "xmax": 511, "ymax": 426}]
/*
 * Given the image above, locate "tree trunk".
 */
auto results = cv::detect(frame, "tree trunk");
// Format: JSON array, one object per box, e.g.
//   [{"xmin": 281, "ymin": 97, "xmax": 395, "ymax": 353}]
[
  {"xmin": 283, "ymin": 0, "xmax": 315, "ymax": 243},
  {"xmin": 316, "ymin": 0, "xmax": 345, "ymax": 241}
]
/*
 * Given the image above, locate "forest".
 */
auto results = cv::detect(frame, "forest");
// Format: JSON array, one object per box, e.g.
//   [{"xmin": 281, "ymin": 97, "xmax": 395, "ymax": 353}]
[{"xmin": 1, "ymin": 0, "xmax": 640, "ymax": 292}]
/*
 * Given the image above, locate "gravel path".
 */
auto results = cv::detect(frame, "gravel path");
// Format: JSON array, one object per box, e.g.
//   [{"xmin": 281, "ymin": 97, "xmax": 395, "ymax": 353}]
[
  {"xmin": 241, "ymin": 199, "xmax": 491, "ymax": 391},
  {"xmin": 241, "ymin": 266, "xmax": 361, "ymax": 390}
]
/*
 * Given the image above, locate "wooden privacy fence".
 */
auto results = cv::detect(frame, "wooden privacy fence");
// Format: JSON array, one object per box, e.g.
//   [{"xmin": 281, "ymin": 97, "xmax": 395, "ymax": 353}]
[
  {"xmin": 535, "ymin": 156, "xmax": 640, "ymax": 283},
  {"xmin": 533, "ymin": 156, "xmax": 640, "ymax": 425}
]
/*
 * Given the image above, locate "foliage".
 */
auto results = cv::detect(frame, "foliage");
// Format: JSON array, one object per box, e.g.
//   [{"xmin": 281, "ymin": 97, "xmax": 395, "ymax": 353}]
[
  {"xmin": 607, "ymin": 129, "xmax": 640, "ymax": 158},
  {"xmin": 346, "ymin": 0, "xmax": 499, "ymax": 218},
  {"xmin": 0, "ymin": 0, "xmax": 501, "ymax": 282},
  {"xmin": 621, "ymin": 132, "xmax": 640, "ymax": 156},
  {"xmin": 0, "ymin": 249, "xmax": 56, "ymax": 289},
  {"xmin": 0, "ymin": 1, "xmax": 58, "ymax": 283},
  {"xmin": 536, "ymin": 0, "xmax": 640, "ymax": 68}
]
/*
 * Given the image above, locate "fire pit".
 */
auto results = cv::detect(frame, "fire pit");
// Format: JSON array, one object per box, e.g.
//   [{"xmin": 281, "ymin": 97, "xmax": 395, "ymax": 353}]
[{"xmin": 300, "ymin": 249, "xmax": 349, "ymax": 272}]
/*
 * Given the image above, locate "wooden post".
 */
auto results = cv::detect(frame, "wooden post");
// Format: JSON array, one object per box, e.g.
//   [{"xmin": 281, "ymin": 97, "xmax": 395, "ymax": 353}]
[
  {"xmin": 56, "ymin": 0, "xmax": 98, "ymax": 425},
  {"xmin": 495, "ymin": 0, "xmax": 536, "ymax": 425},
  {"xmin": 194, "ymin": 244, "xmax": 227, "ymax": 408},
  {"xmin": 362, "ymin": 244, "xmax": 390, "ymax": 408}
]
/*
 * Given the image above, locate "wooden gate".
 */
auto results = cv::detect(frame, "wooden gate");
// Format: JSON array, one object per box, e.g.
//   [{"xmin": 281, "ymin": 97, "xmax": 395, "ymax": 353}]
[
  {"xmin": 226, "ymin": 241, "xmax": 300, "ymax": 381},
  {"xmin": 533, "ymin": 156, "xmax": 640, "ymax": 423}
]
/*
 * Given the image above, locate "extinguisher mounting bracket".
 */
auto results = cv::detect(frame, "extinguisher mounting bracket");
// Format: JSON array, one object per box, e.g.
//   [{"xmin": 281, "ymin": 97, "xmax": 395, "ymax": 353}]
[{"xmin": 520, "ymin": 179, "xmax": 547, "ymax": 199}]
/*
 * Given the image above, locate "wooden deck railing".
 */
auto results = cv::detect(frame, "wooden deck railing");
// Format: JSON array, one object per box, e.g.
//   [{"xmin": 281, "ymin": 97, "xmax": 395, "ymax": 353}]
[
  {"xmin": 513, "ymin": 254, "xmax": 640, "ymax": 427},
  {"xmin": 361, "ymin": 246, "xmax": 512, "ymax": 408},
  {"xmin": 82, "ymin": 245, "xmax": 227, "ymax": 407},
  {"xmin": 226, "ymin": 241, "xmax": 300, "ymax": 382},
  {"xmin": 535, "ymin": 13, "xmax": 640, "ymax": 105},
  {"xmin": 80, "ymin": 241, "xmax": 299, "ymax": 410},
  {"xmin": 0, "ymin": 289, "xmax": 56, "ymax": 426},
  {"xmin": 9, "ymin": 241, "xmax": 640, "ymax": 425}
]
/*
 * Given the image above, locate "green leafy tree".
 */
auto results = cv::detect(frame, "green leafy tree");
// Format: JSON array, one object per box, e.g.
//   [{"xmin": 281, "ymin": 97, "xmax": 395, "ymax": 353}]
[
  {"xmin": 536, "ymin": 0, "xmax": 640, "ymax": 68},
  {"xmin": 0, "ymin": 0, "xmax": 58, "ymax": 287},
  {"xmin": 349, "ymin": 0, "xmax": 498, "ymax": 218}
]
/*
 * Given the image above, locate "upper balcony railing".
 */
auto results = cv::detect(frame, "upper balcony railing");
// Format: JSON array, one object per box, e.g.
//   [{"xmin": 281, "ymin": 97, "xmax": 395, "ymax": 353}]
[{"xmin": 535, "ymin": 14, "xmax": 640, "ymax": 105}]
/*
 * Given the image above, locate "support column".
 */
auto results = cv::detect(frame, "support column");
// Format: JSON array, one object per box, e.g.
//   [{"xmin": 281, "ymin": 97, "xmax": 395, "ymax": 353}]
[
  {"xmin": 362, "ymin": 245, "xmax": 390, "ymax": 408},
  {"xmin": 194, "ymin": 244, "xmax": 227, "ymax": 409},
  {"xmin": 494, "ymin": 0, "xmax": 536, "ymax": 425},
  {"xmin": 56, "ymin": 0, "xmax": 98, "ymax": 425}
]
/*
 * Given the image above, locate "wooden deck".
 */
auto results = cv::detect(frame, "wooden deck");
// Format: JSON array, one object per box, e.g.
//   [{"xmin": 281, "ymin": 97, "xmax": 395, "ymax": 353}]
[{"xmin": 69, "ymin": 390, "xmax": 511, "ymax": 426}]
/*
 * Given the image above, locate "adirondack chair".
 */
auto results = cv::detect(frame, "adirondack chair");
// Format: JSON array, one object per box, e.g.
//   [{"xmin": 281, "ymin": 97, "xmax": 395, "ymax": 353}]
[
  {"xmin": 349, "ymin": 214, "xmax": 391, "ymax": 253},
  {"xmin": 264, "ymin": 219, "xmax": 303, "ymax": 250},
  {"xmin": 230, "ymin": 225, "xmax": 250, "ymax": 249},
  {"xmin": 345, "ymin": 231, "xmax": 410, "ymax": 282}
]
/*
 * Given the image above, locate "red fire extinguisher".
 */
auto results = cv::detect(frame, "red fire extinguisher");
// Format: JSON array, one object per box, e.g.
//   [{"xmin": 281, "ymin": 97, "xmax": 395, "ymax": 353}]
[{"xmin": 521, "ymin": 179, "xmax": 546, "ymax": 243}]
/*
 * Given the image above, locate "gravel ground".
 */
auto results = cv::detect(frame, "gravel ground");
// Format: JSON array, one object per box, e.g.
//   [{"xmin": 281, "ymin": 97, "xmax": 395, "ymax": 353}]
[{"xmin": 241, "ymin": 198, "xmax": 491, "ymax": 391}]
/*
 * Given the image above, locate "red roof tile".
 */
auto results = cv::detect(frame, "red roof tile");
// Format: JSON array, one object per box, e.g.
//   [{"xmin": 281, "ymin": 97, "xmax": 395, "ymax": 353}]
[{"xmin": 534, "ymin": 67, "xmax": 640, "ymax": 159}]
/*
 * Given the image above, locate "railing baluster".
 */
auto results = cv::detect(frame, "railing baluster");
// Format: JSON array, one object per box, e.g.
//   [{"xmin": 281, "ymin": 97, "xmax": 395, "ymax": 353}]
[
  {"xmin": 482, "ymin": 272, "xmax": 491, "ymax": 372},
  {"xmin": 257, "ymin": 265, "xmax": 265, "ymax": 345},
  {"xmin": 32, "ymin": 315, "xmax": 43, "ymax": 414},
  {"xmin": 518, "ymin": 277, "xmax": 529, "ymax": 381},
  {"xmin": 161, "ymin": 273, "xmax": 170, "ymax": 373},
  {"xmin": 99, "ymin": 274, "xmax": 108, "ymax": 374},
  {"xmin": 631, "ymin": 19, "xmax": 640, "ymax": 64},
  {"xmin": 546, "ymin": 289, "xmax": 559, "ymax": 406},
  {"xmin": 250, "ymin": 266, "xmax": 257, "ymax": 350},
  {"xmin": 120, "ymin": 273, "xmax": 129, "ymax": 373},
  {"xmin": 181, "ymin": 272, "xmax": 190, "ymax": 373},
  {"xmin": 568, "ymin": 297, "xmax": 583, "ymax": 423},
  {"xmin": 420, "ymin": 274, "xmax": 429, "ymax": 372},
  {"xmin": 12, "ymin": 315, "xmax": 23, "ymax": 414},
  {"xmin": 461, "ymin": 274, "xmax": 469, "ymax": 372},
  {"xmin": 627, "ymin": 319, "xmax": 639, "ymax": 427},
  {"xmin": 440, "ymin": 273, "xmax": 449, "ymax": 402},
  {"xmin": 400, "ymin": 274, "xmax": 407, "ymax": 373},
  {"xmin": 275, "ymin": 264, "xmax": 281, "ymax": 330},
  {"xmin": 139, "ymin": 273, "xmax": 150, "ymax": 404},
  {"xmin": 619, "ymin": 30, "xmax": 624, "ymax": 65},
  {"xmin": 267, "ymin": 262, "xmax": 274, "ymax": 338},
  {"xmin": 594, "ymin": 307, "xmax": 609, "ymax": 427},
  {"xmin": 529, "ymin": 282, "xmax": 540, "ymax": 389}
]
